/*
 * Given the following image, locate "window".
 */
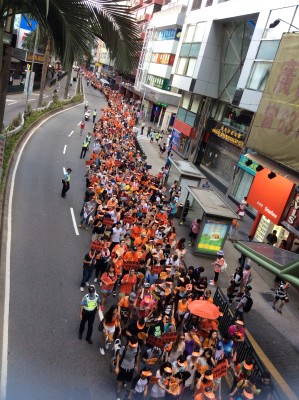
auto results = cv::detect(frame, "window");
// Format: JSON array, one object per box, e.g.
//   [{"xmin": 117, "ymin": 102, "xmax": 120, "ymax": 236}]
[
  {"xmin": 191, "ymin": 98, "xmax": 200, "ymax": 113},
  {"xmin": 193, "ymin": 23, "xmax": 206, "ymax": 42},
  {"xmin": 247, "ymin": 62, "xmax": 272, "ymax": 91},
  {"xmin": 180, "ymin": 43, "xmax": 191, "ymax": 57},
  {"xmin": 182, "ymin": 93, "xmax": 191, "ymax": 109},
  {"xmin": 176, "ymin": 57, "xmax": 188, "ymax": 75},
  {"xmin": 263, "ymin": 6, "xmax": 296, "ymax": 39},
  {"xmin": 205, "ymin": 0, "xmax": 213, "ymax": 6},
  {"xmin": 189, "ymin": 43, "xmax": 201, "ymax": 57},
  {"xmin": 186, "ymin": 58, "xmax": 196, "ymax": 76},
  {"xmin": 184, "ymin": 25, "xmax": 195, "ymax": 42},
  {"xmin": 191, "ymin": 0, "xmax": 202, "ymax": 11},
  {"xmin": 256, "ymin": 40, "xmax": 279, "ymax": 60}
]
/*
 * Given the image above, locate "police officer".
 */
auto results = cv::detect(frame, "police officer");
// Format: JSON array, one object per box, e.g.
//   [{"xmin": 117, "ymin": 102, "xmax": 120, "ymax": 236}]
[
  {"xmin": 61, "ymin": 168, "xmax": 72, "ymax": 198},
  {"xmin": 92, "ymin": 109, "xmax": 97, "ymax": 123},
  {"xmin": 79, "ymin": 285, "xmax": 101, "ymax": 344},
  {"xmin": 80, "ymin": 138, "xmax": 89, "ymax": 159}
]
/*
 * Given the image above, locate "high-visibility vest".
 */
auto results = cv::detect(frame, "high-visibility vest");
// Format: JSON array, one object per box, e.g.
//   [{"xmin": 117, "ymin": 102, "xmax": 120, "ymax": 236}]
[
  {"xmin": 83, "ymin": 294, "xmax": 99, "ymax": 311},
  {"xmin": 83, "ymin": 140, "xmax": 89, "ymax": 148},
  {"xmin": 93, "ymin": 111, "xmax": 97, "ymax": 116}
]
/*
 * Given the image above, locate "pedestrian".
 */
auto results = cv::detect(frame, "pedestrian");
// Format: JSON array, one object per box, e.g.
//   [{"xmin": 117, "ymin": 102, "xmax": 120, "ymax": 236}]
[
  {"xmin": 99, "ymin": 304, "xmax": 120, "ymax": 355},
  {"xmin": 266, "ymin": 230, "xmax": 278, "ymax": 246},
  {"xmin": 272, "ymin": 280, "xmax": 290, "ymax": 314},
  {"xmin": 188, "ymin": 219, "xmax": 201, "ymax": 246},
  {"xmin": 165, "ymin": 152, "xmax": 173, "ymax": 168},
  {"xmin": 115, "ymin": 336, "xmax": 140, "ymax": 400},
  {"xmin": 100, "ymin": 264, "xmax": 117, "ymax": 308},
  {"xmin": 147, "ymin": 125, "xmax": 152, "ymax": 138},
  {"xmin": 84, "ymin": 100, "xmax": 89, "ymax": 111},
  {"xmin": 79, "ymin": 285, "xmax": 101, "ymax": 344},
  {"xmin": 238, "ymin": 235, "xmax": 253, "ymax": 267},
  {"xmin": 155, "ymin": 131, "xmax": 161, "ymax": 144},
  {"xmin": 237, "ymin": 263, "xmax": 252, "ymax": 298},
  {"xmin": 141, "ymin": 121, "xmax": 145, "ymax": 135},
  {"xmin": 235, "ymin": 285, "xmax": 252, "ymax": 321},
  {"xmin": 80, "ymin": 250, "xmax": 95, "ymax": 292},
  {"xmin": 80, "ymin": 138, "xmax": 89, "ymax": 159},
  {"xmin": 228, "ymin": 218, "xmax": 239, "ymax": 241},
  {"xmin": 209, "ymin": 250, "xmax": 226, "ymax": 286},
  {"xmin": 119, "ymin": 269, "xmax": 137, "ymax": 299},
  {"xmin": 80, "ymin": 120, "xmax": 85, "ymax": 135},
  {"xmin": 236, "ymin": 196, "xmax": 247, "ymax": 218},
  {"xmin": 94, "ymin": 247, "xmax": 111, "ymax": 283},
  {"xmin": 128, "ymin": 367, "xmax": 152, "ymax": 400},
  {"xmin": 150, "ymin": 130, "xmax": 155, "ymax": 143},
  {"xmin": 159, "ymin": 143, "xmax": 166, "ymax": 158},
  {"xmin": 227, "ymin": 267, "xmax": 242, "ymax": 303},
  {"xmin": 110, "ymin": 222, "xmax": 124, "ymax": 251},
  {"xmin": 92, "ymin": 108, "xmax": 97, "ymax": 123},
  {"xmin": 79, "ymin": 199, "xmax": 96, "ymax": 230},
  {"xmin": 61, "ymin": 167, "xmax": 72, "ymax": 198}
]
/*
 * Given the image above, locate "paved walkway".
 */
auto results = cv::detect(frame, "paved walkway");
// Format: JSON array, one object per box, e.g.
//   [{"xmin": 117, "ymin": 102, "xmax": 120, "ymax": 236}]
[{"xmin": 135, "ymin": 126, "xmax": 299, "ymax": 399}]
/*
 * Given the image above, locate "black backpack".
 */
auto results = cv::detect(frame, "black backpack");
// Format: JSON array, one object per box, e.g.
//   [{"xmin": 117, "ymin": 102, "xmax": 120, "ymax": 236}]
[{"xmin": 243, "ymin": 295, "xmax": 253, "ymax": 312}]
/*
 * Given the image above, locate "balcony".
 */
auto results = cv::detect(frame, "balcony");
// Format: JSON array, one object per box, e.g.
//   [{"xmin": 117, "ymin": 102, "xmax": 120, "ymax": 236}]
[{"xmin": 129, "ymin": 0, "xmax": 143, "ymax": 10}]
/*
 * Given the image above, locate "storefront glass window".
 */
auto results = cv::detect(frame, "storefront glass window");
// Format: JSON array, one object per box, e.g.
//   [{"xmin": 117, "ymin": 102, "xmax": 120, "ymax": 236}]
[
  {"xmin": 230, "ymin": 169, "xmax": 256, "ymax": 215},
  {"xmin": 201, "ymin": 133, "xmax": 240, "ymax": 184},
  {"xmin": 254, "ymin": 215, "xmax": 289, "ymax": 247},
  {"xmin": 185, "ymin": 111, "xmax": 196, "ymax": 126},
  {"xmin": 247, "ymin": 61, "xmax": 272, "ymax": 91},
  {"xmin": 180, "ymin": 44, "xmax": 191, "ymax": 57},
  {"xmin": 215, "ymin": 102, "xmax": 253, "ymax": 134}
]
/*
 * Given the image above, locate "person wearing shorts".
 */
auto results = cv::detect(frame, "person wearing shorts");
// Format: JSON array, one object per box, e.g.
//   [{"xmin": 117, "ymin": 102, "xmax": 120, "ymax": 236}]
[{"xmin": 115, "ymin": 336, "xmax": 140, "ymax": 400}]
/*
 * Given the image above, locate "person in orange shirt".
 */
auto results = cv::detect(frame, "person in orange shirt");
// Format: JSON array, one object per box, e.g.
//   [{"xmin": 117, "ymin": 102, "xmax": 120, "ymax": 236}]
[
  {"xmin": 199, "ymin": 319, "xmax": 218, "ymax": 340},
  {"xmin": 200, "ymin": 290, "xmax": 214, "ymax": 303},
  {"xmin": 100, "ymin": 265, "xmax": 117, "ymax": 308},
  {"xmin": 111, "ymin": 240, "xmax": 127, "ymax": 258},
  {"xmin": 118, "ymin": 292, "xmax": 137, "ymax": 327},
  {"xmin": 131, "ymin": 221, "xmax": 142, "ymax": 240},
  {"xmin": 123, "ymin": 247, "xmax": 139, "ymax": 263},
  {"xmin": 134, "ymin": 232, "xmax": 147, "ymax": 248},
  {"xmin": 119, "ymin": 269, "xmax": 137, "ymax": 298}
]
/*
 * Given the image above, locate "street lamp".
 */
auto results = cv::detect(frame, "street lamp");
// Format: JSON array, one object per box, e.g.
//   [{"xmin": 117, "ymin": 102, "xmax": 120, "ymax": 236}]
[{"xmin": 269, "ymin": 18, "xmax": 299, "ymax": 30}]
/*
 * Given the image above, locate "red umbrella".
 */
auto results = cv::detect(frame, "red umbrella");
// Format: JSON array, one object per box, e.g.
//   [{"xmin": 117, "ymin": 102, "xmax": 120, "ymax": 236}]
[{"xmin": 188, "ymin": 300, "xmax": 221, "ymax": 320}]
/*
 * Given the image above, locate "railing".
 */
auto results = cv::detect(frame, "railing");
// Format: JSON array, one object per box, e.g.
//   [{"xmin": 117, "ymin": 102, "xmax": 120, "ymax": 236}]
[
  {"xmin": 213, "ymin": 288, "xmax": 286, "ymax": 400},
  {"xmin": 7, "ymin": 83, "xmax": 40, "ymax": 94}
]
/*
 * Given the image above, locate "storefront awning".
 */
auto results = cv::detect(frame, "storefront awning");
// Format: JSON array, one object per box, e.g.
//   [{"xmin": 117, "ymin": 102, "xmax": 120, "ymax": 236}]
[
  {"xmin": 234, "ymin": 240, "xmax": 299, "ymax": 286},
  {"xmin": 143, "ymin": 84, "xmax": 181, "ymax": 107}
]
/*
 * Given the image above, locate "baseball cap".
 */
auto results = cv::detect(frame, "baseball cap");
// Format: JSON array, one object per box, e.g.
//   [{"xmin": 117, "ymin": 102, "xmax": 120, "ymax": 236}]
[{"xmin": 217, "ymin": 250, "xmax": 224, "ymax": 256}]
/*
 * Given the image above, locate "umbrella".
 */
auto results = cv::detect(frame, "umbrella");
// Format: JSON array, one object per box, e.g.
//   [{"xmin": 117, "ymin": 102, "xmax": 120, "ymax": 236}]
[{"xmin": 188, "ymin": 300, "xmax": 221, "ymax": 320}]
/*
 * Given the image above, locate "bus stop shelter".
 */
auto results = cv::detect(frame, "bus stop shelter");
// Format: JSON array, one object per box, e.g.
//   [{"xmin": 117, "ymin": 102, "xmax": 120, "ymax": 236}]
[
  {"xmin": 180, "ymin": 186, "xmax": 239, "ymax": 256},
  {"xmin": 166, "ymin": 160, "xmax": 206, "ymax": 203}
]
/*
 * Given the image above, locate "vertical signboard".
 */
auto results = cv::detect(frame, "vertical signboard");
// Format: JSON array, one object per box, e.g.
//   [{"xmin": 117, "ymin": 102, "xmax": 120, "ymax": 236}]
[
  {"xmin": 24, "ymin": 71, "xmax": 35, "ymax": 95},
  {"xmin": 196, "ymin": 219, "xmax": 230, "ymax": 255},
  {"xmin": 247, "ymin": 33, "xmax": 299, "ymax": 172}
]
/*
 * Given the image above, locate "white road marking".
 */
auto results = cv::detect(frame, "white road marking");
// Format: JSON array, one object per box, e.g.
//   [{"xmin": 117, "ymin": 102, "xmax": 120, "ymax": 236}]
[
  {"xmin": 68, "ymin": 131, "xmax": 74, "ymax": 137},
  {"xmin": 63, "ymin": 167, "xmax": 66, "ymax": 175},
  {"xmin": 63, "ymin": 145, "xmax": 67, "ymax": 154},
  {"xmin": 1, "ymin": 101, "xmax": 84, "ymax": 400},
  {"xmin": 70, "ymin": 208, "xmax": 79, "ymax": 236},
  {"xmin": 77, "ymin": 121, "xmax": 82, "ymax": 125}
]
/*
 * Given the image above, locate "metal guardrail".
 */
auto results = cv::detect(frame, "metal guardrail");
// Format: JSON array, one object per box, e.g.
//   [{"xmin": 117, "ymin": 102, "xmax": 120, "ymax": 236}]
[
  {"xmin": 213, "ymin": 288, "xmax": 286, "ymax": 400},
  {"xmin": 7, "ymin": 83, "xmax": 40, "ymax": 94}
]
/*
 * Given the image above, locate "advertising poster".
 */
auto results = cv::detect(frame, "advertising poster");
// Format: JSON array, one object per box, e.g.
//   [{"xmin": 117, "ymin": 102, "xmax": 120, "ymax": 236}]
[
  {"xmin": 197, "ymin": 219, "xmax": 229, "ymax": 255},
  {"xmin": 170, "ymin": 128, "xmax": 181, "ymax": 150}
]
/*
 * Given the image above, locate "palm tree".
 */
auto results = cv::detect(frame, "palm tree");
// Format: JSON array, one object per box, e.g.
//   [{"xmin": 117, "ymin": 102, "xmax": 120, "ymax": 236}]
[{"xmin": 0, "ymin": 0, "xmax": 140, "ymax": 132}]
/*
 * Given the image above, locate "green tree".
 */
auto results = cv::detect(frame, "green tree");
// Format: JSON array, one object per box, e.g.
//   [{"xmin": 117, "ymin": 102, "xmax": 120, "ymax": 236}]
[{"xmin": 0, "ymin": 0, "xmax": 140, "ymax": 132}]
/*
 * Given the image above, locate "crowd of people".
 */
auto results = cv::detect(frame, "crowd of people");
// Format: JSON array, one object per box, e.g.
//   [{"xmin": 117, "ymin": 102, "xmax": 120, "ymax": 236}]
[{"xmin": 76, "ymin": 71, "xmax": 274, "ymax": 400}]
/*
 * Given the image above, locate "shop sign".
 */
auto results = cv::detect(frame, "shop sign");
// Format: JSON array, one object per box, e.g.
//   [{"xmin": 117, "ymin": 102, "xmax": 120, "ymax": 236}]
[
  {"xmin": 238, "ymin": 154, "xmax": 258, "ymax": 176},
  {"xmin": 155, "ymin": 28, "xmax": 182, "ymax": 41},
  {"xmin": 26, "ymin": 53, "xmax": 44, "ymax": 63},
  {"xmin": 285, "ymin": 193, "xmax": 299, "ymax": 229},
  {"xmin": 197, "ymin": 219, "xmax": 230, "ymax": 255},
  {"xmin": 147, "ymin": 74, "xmax": 164, "ymax": 89},
  {"xmin": 170, "ymin": 128, "xmax": 181, "ymax": 150},
  {"xmin": 173, "ymin": 118, "xmax": 193, "ymax": 137},
  {"xmin": 247, "ymin": 33, "xmax": 299, "ymax": 172},
  {"xmin": 212, "ymin": 121, "xmax": 245, "ymax": 148},
  {"xmin": 157, "ymin": 102, "xmax": 168, "ymax": 107},
  {"xmin": 247, "ymin": 168, "xmax": 294, "ymax": 224}
]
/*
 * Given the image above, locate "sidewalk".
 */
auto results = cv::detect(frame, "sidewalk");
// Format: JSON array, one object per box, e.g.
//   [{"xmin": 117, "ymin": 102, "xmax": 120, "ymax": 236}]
[{"xmin": 135, "ymin": 126, "xmax": 299, "ymax": 398}]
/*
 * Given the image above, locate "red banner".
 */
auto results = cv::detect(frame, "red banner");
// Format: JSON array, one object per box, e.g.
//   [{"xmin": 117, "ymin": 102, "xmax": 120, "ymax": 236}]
[
  {"xmin": 212, "ymin": 360, "xmax": 228, "ymax": 379},
  {"xmin": 147, "ymin": 332, "xmax": 177, "ymax": 350},
  {"xmin": 123, "ymin": 261, "xmax": 139, "ymax": 271}
]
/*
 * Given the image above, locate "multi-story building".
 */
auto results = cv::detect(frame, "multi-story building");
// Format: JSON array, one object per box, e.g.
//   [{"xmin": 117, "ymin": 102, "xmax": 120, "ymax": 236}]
[
  {"xmin": 134, "ymin": 0, "xmax": 188, "ymax": 130},
  {"xmin": 169, "ymin": 0, "xmax": 299, "ymax": 187},
  {"xmin": 169, "ymin": 0, "xmax": 299, "ymax": 251}
]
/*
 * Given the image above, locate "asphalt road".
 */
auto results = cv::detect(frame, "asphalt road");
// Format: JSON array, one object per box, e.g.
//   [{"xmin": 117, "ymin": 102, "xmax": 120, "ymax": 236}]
[
  {"xmin": 4, "ymin": 76, "xmax": 76, "ymax": 128},
  {"xmin": 5, "ymin": 81, "xmax": 116, "ymax": 400}
]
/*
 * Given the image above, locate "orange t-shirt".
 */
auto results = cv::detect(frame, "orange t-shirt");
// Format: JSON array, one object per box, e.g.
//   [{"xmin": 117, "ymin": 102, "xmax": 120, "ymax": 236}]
[{"xmin": 120, "ymin": 274, "xmax": 137, "ymax": 294}]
